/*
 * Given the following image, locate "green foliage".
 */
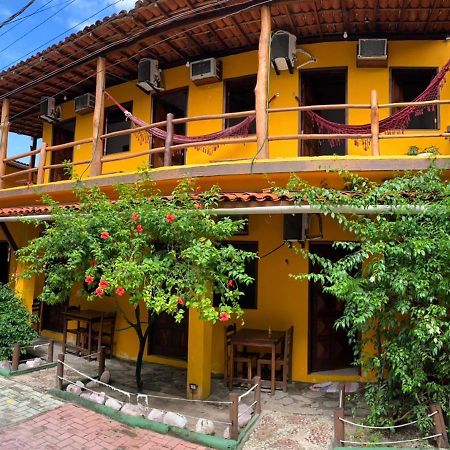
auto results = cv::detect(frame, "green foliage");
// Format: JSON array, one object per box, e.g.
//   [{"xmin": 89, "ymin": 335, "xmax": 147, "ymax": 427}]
[
  {"xmin": 0, "ymin": 284, "xmax": 38, "ymax": 360},
  {"xmin": 18, "ymin": 177, "xmax": 255, "ymax": 322},
  {"xmin": 281, "ymin": 168, "xmax": 449, "ymax": 428}
]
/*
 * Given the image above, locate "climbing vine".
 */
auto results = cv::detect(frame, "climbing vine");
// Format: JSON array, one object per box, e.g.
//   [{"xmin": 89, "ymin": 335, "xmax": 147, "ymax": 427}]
[{"xmin": 281, "ymin": 168, "xmax": 450, "ymax": 427}]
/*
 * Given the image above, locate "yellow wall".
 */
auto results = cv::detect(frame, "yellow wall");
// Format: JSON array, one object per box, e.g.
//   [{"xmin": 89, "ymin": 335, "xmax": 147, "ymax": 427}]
[{"xmin": 41, "ymin": 39, "xmax": 449, "ymax": 178}]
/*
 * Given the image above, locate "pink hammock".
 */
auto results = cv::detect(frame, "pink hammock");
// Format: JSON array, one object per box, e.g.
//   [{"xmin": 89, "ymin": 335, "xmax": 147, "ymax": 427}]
[
  {"xmin": 104, "ymin": 91, "xmax": 255, "ymax": 144},
  {"xmin": 305, "ymin": 59, "xmax": 450, "ymax": 139}
]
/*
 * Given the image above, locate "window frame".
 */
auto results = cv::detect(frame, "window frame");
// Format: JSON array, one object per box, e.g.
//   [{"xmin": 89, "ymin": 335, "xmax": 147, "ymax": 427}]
[
  {"xmin": 389, "ymin": 67, "xmax": 439, "ymax": 131},
  {"xmin": 223, "ymin": 74, "xmax": 257, "ymax": 134},
  {"xmin": 103, "ymin": 101, "xmax": 133, "ymax": 155}
]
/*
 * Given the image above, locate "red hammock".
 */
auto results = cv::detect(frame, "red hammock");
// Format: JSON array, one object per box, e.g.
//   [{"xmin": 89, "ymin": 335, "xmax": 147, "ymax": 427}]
[
  {"xmin": 306, "ymin": 59, "xmax": 450, "ymax": 139},
  {"xmin": 104, "ymin": 91, "xmax": 255, "ymax": 144}
]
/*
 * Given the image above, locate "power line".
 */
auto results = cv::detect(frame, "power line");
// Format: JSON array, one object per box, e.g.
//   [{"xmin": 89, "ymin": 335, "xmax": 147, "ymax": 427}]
[
  {"xmin": 0, "ymin": 0, "xmax": 57, "ymax": 40},
  {"xmin": 0, "ymin": 0, "xmax": 79, "ymax": 55},
  {"xmin": 8, "ymin": 0, "xmax": 270, "ymax": 125},
  {"xmin": 0, "ymin": 0, "xmax": 125, "ymax": 72},
  {"xmin": 0, "ymin": 0, "xmax": 37, "ymax": 30}
]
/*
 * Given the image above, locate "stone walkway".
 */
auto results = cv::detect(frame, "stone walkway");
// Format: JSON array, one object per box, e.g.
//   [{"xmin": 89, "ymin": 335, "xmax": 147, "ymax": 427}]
[{"xmin": 0, "ymin": 377, "xmax": 207, "ymax": 450}]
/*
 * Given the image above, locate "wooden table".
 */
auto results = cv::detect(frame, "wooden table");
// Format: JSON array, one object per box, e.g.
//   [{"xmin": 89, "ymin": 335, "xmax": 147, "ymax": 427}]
[
  {"xmin": 229, "ymin": 328, "xmax": 285, "ymax": 395},
  {"xmin": 62, "ymin": 309, "xmax": 115, "ymax": 356}
]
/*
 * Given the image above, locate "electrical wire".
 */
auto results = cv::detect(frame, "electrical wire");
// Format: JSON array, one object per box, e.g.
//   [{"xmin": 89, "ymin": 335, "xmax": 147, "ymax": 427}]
[
  {"xmin": 0, "ymin": 0, "xmax": 126, "ymax": 71},
  {"xmin": 0, "ymin": 0, "xmax": 80, "ymax": 55},
  {"xmin": 8, "ymin": 0, "xmax": 268, "ymax": 123},
  {"xmin": 0, "ymin": 0, "xmax": 37, "ymax": 30},
  {"xmin": 259, "ymin": 242, "xmax": 285, "ymax": 258}
]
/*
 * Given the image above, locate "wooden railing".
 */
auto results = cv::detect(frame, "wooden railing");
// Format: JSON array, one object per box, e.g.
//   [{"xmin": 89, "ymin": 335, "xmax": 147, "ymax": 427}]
[{"xmin": 1, "ymin": 94, "xmax": 449, "ymax": 189}]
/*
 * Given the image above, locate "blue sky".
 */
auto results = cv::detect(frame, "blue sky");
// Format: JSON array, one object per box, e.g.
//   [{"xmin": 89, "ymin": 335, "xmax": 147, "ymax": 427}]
[{"xmin": 1, "ymin": 0, "xmax": 136, "ymax": 159}]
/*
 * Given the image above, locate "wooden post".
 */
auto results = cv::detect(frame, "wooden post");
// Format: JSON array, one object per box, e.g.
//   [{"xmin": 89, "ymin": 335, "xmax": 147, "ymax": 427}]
[
  {"xmin": 430, "ymin": 404, "xmax": 449, "ymax": 449},
  {"xmin": 11, "ymin": 343, "xmax": 20, "ymax": 371},
  {"xmin": 334, "ymin": 408, "xmax": 345, "ymax": 447},
  {"xmin": 98, "ymin": 345, "xmax": 105, "ymax": 377},
  {"xmin": 90, "ymin": 56, "xmax": 106, "ymax": 177},
  {"xmin": 36, "ymin": 142, "xmax": 47, "ymax": 184},
  {"xmin": 370, "ymin": 89, "xmax": 380, "ymax": 157},
  {"xmin": 254, "ymin": 5, "xmax": 271, "ymax": 159},
  {"xmin": 28, "ymin": 136, "xmax": 38, "ymax": 184},
  {"xmin": 56, "ymin": 353, "xmax": 64, "ymax": 390},
  {"xmin": 229, "ymin": 392, "xmax": 239, "ymax": 440},
  {"xmin": 47, "ymin": 340, "xmax": 54, "ymax": 363},
  {"xmin": 0, "ymin": 98, "xmax": 10, "ymax": 189},
  {"xmin": 164, "ymin": 113, "xmax": 174, "ymax": 167},
  {"xmin": 253, "ymin": 376, "xmax": 262, "ymax": 414}
]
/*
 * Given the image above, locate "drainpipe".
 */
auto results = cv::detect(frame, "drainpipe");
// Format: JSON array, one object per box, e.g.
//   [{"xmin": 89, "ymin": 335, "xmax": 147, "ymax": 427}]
[{"xmin": 0, "ymin": 204, "xmax": 427, "ymax": 223}]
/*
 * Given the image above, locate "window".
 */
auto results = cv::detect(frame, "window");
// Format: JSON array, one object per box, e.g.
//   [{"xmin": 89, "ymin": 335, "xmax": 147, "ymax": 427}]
[
  {"xmin": 224, "ymin": 75, "xmax": 257, "ymax": 134},
  {"xmin": 214, "ymin": 241, "xmax": 258, "ymax": 310},
  {"xmin": 391, "ymin": 68, "xmax": 438, "ymax": 130},
  {"xmin": 104, "ymin": 101, "xmax": 132, "ymax": 155}
]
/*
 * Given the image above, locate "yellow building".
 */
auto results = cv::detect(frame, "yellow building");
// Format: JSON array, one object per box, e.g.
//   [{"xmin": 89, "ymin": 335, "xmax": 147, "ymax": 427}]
[{"xmin": 0, "ymin": 1, "xmax": 449, "ymax": 399}]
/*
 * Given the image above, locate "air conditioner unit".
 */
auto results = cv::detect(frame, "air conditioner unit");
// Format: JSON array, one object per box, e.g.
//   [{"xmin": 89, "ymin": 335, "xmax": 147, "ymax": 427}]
[
  {"xmin": 74, "ymin": 93, "xmax": 95, "ymax": 115},
  {"xmin": 283, "ymin": 214, "xmax": 307, "ymax": 242},
  {"xmin": 190, "ymin": 58, "xmax": 222, "ymax": 85},
  {"xmin": 357, "ymin": 39, "xmax": 388, "ymax": 68},
  {"xmin": 271, "ymin": 31, "xmax": 297, "ymax": 74},
  {"xmin": 39, "ymin": 97, "xmax": 61, "ymax": 123},
  {"xmin": 137, "ymin": 58, "xmax": 164, "ymax": 94}
]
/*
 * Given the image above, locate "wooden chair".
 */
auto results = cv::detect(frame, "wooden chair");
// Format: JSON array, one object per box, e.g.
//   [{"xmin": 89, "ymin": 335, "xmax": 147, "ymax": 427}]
[
  {"xmin": 224, "ymin": 324, "xmax": 257, "ymax": 387},
  {"xmin": 31, "ymin": 298, "xmax": 43, "ymax": 333},
  {"xmin": 92, "ymin": 312, "xmax": 116, "ymax": 358},
  {"xmin": 257, "ymin": 326, "xmax": 293, "ymax": 392}
]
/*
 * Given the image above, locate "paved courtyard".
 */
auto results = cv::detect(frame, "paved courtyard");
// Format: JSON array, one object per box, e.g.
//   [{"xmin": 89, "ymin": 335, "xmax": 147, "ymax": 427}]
[{"xmin": 0, "ymin": 377, "xmax": 207, "ymax": 450}]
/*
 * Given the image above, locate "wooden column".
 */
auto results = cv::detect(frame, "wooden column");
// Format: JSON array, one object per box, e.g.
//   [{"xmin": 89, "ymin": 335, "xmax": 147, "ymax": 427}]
[
  {"xmin": 334, "ymin": 408, "xmax": 345, "ymax": 447},
  {"xmin": 370, "ymin": 89, "xmax": 380, "ymax": 157},
  {"xmin": 164, "ymin": 113, "xmax": 174, "ymax": 166},
  {"xmin": 254, "ymin": 5, "xmax": 271, "ymax": 159},
  {"xmin": 98, "ymin": 346, "xmax": 106, "ymax": 377},
  {"xmin": 56, "ymin": 353, "xmax": 64, "ymax": 390},
  {"xmin": 229, "ymin": 392, "xmax": 239, "ymax": 440},
  {"xmin": 90, "ymin": 56, "xmax": 106, "ymax": 177},
  {"xmin": 0, "ymin": 99, "xmax": 10, "ymax": 189},
  {"xmin": 36, "ymin": 142, "xmax": 47, "ymax": 185},
  {"xmin": 28, "ymin": 136, "xmax": 38, "ymax": 184},
  {"xmin": 11, "ymin": 343, "xmax": 20, "ymax": 371},
  {"xmin": 47, "ymin": 340, "xmax": 54, "ymax": 363}
]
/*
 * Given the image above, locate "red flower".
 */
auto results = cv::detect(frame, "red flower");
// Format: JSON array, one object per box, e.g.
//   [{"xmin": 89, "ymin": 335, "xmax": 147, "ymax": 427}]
[
  {"xmin": 89, "ymin": 260, "xmax": 96, "ymax": 267},
  {"xmin": 227, "ymin": 280, "xmax": 235, "ymax": 288},
  {"xmin": 194, "ymin": 203, "xmax": 202, "ymax": 210},
  {"xmin": 100, "ymin": 231, "xmax": 110, "ymax": 240},
  {"xmin": 177, "ymin": 297, "xmax": 184, "ymax": 305},
  {"xmin": 85, "ymin": 276, "xmax": 94, "ymax": 284},
  {"xmin": 95, "ymin": 288, "xmax": 105, "ymax": 296},
  {"xmin": 99, "ymin": 280, "xmax": 109, "ymax": 289},
  {"xmin": 116, "ymin": 287, "xmax": 125, "ymax": 296},
  {"xmin": 136, "ymin": 224, "xmax": 144, "ymax": 233},
  {"xmin": 219, "ymin": 312, "xmax": 230, "ymax": 322},
  {"xmin": 166, "ymin": 213, "xmax": 176, "ymax": 223},
  {"xmin": 131, "ymin": 212, "xmax": 139, "ymax": 222},
  {"xmin": 195, "ymin": 186, "xmax": 202, "ymax": 193}
]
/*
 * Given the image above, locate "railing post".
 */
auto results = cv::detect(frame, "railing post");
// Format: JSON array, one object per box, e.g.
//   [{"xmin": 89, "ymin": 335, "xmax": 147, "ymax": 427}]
[
  {"xmin": 36, "ymin": 142, "xmax": 47, "ymax": 184},
  {"xmin": 254, "ymin": 5, "xmax": 271, "ymax": 159},
  {"xmin": 56, "ymin": 353, "xmax": 64, "ymax": 390},
  {"xmin": 370, "ymin": 89, "xmax": 380, "ymax": 157},
  {"xmin": 164, "ymin": 113, "xmax": 174, "ymax": 167},
  {"xmin": 98, "ymin": 345, "xmax": 105, "ymax": 377},
  {"xmin": 28, "ymin": 136, "xmax": 38, "ymax": 185},
  {"xmin": 229, "ymin": 392, "xmax": 239, "ymax": 440},
  {"xmin": 334, "ymin": 408, "xmax": 345, "ymax": 447},
  {"xmin": 253, "ymin": 376, "xmax": 261, "ymax": 414},
  {"xmin": 90, "ymin": 56, "xmax": 106, "ymax": 177},
  {"xmin": 430, "ymin": 404, "xmax": 449, "ymax": 449},
  {"xmin": 47, "ymin": 340, "xmax": 54, "ymax": 363},
  {"xmin": 0, "ymin": 98, "xmax": 10, "ymax": 189},
  {"xmin": 11, "ymin": 343, "xmax": 20, "ymax": 371}
]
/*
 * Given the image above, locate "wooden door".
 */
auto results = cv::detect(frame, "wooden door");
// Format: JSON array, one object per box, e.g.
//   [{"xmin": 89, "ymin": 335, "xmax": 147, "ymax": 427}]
[
  {"xmin": 151, "ymin": 89, "xmax": 187, "ymax": 168},
  {"xmin": 148, "ymin": 311, "xmax": 189, "ymax": 360},
  {"xmin": 50, "ymin": 120, "xmax": 75, "ymax": 182},
  {"xmin": 0, "ymin": 241, "xmax": 9, "ymax": 284},
  {"xmin": 308, "ymin": 242, "xmax": 354, "ymax": 373},
  {"xmin": 300, "ymin": 69, "xmax": 346, "ymax": 156}
]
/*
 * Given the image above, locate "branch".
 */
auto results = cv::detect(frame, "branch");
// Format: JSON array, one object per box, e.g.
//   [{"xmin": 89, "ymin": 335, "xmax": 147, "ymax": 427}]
[{"xmin": 114, "ymin": 299, "xmax": 137, "ymax": 330}]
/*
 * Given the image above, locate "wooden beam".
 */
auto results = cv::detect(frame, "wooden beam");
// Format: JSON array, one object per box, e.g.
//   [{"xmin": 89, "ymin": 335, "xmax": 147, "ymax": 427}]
[
  {"xmin": 254, "ymin": 6, "xmax": 271, "ymax": 159},
  {"xmin": 311, "ymin": 0, "xmax": 323, "ymax": 37},
  {"xmin": 0, "ymin": 222, "xmax": 18, "ymax": 251},
  {"xmin": 0, "ymin": 99, "xmax": 10, "ymax": 189},
  {"xmin": 283, "ymin": 5, "xmax": 297, "ymax": 35},
  {"xmin": 341, "ymin": 0, "xmax": 350, "ymax": 34},
  {"xmin": 90, "ymin": 57, "xmax": 106, "ymax": 177},
  {"xmin": 230, "ymin": 17, "xmax": 253, "ymax": 46},
  {"xmin": 424, "ymin": 0, "xmax": 440, "ymax": 32}
]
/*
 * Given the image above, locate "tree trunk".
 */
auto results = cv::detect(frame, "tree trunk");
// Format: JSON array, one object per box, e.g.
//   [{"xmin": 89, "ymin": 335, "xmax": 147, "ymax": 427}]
[{"xmin": 135, "ymin": 336, "xmax": 146, "ymax": 392}]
